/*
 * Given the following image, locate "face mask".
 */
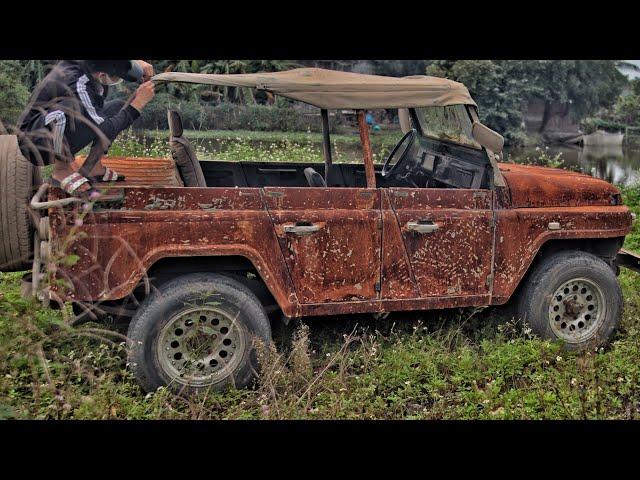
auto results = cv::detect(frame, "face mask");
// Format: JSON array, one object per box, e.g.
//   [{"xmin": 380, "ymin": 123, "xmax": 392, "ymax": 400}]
[{"xmin": 97, "ymin": 73, "xmax": 123, "ymax": 86}]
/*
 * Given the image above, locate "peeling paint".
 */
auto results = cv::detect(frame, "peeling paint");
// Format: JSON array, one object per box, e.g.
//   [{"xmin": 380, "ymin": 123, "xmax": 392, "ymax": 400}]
[{"xmin": 47, "ymin": 160, "xmax": 633, "ymax": 319}]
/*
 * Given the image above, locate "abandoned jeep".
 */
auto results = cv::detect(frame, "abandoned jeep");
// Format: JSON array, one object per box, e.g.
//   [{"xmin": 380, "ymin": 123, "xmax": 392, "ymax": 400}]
[{"xmin": 1, "ymin": 67, "xmax": 638, "ymax": 395}]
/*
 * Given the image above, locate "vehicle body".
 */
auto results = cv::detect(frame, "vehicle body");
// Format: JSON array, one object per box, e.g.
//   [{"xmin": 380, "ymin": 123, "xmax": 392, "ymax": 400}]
[{"xmin": 3, "ymin": 68, "xmax": 638, "ymax": 394}]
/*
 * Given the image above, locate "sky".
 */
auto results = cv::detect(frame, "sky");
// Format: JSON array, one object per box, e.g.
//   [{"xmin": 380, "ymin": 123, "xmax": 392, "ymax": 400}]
[{"xmin": 621, "ymin": 60, "xmax": 640, "ymax": 79}]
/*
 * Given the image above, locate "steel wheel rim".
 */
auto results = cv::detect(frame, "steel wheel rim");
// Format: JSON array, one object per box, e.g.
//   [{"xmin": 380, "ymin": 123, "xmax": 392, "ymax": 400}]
[
  {"xmin": 548, "ymin": 277, "xmax": 606, "ymax": 344},
  {"xmin": 157, "ymin": 307, "xmax": 246, "ymax": 387}
]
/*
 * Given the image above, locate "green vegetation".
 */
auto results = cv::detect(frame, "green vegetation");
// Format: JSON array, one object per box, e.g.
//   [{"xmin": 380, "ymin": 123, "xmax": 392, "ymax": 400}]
[
  {"xmin": 2, "ymin": 237, "xmax": 640, "ymax": 419},
  {"xmin": 133, "ymin": 94, "xmax": 346, "ymax": 133},
  {"xmin": 2, "ymin": 136, "xmax": 640, "ymax": 418},
  {"xmin": 582, "ymin": 79, "xmax": 640, "ymax": 137},
  {"xmin": 145, "ymin": 128, "xmax": 399, "ymax": 144},
  {"xmin": 6, "ymin": 60, "xmax": 629, "ymax": 146},
  {"xmin": 109, "ymin": 128, "xmax": 402, "ymax": 164},
  {"xmin": 0, "ymin": 61, "xmax": 30, "ymax": 128},
  {"xmin": 427, "ymin": 60, "xmax": 627, "ymax": 146}
]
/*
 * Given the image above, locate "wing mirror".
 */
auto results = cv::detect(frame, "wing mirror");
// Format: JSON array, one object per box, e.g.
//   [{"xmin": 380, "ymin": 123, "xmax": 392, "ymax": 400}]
[{"xmin": 472, "ymin": 122, "xmax": 504, "ymax": 153}]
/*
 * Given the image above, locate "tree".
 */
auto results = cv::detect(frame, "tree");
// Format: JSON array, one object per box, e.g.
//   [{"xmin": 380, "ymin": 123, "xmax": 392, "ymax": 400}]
[
  {"xmin": 153, "ymin": 60, "xmax": 299, "ymax": 104},
  {"xmin": 0, "ymin": 61, "xmax": 30, "ymax": 129},
  {"xmin": 427, "ymin": 60, "xmax": 533, "ymax": 145},
  {"xmin": 426, "ymin": 60, "xmax": 627, "ymax": 145}
]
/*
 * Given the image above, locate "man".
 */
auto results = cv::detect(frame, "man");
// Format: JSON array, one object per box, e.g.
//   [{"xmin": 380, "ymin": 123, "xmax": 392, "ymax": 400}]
[{"xmin": 18, "ymin": 60, "xmax": 155, "ymax": 199}]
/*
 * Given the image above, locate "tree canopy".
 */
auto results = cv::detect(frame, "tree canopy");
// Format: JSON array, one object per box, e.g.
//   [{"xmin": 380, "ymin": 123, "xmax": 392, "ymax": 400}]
[
  {"xmin": 426, "ymin": 60, "xmax": 627, "ymax": 145},
  {"xmin": 1, "ymin": 60, "xmax": 628, "ymax": 144}
]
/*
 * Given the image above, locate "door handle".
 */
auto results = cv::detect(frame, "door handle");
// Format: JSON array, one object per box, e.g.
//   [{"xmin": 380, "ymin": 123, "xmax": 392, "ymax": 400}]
[
  {"xmin": 283, "ymin": 223, "xmax": 322, "ymax": 236},
  {"xmin": 406, "ymin": 221, "xmax": 439, "ymax": 233}
]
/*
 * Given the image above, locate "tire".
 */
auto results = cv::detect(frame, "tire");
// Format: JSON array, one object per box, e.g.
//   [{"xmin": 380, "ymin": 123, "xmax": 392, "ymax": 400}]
[
  {"xmin": 0, "ymin": 135, "xmax": 40, "ymax": 272},
  {"xmin": 127, "ymin": 273, "xmax": 272, "ymax": 396},
  {"xmin": 516, "ymin": 250, "xmax": 622, "ymax": 350}
]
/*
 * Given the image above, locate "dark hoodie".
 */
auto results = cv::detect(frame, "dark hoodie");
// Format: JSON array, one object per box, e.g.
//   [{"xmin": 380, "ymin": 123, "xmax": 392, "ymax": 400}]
[{"xmin": 18, "ymin": 60, "xmax": 140, "ymax": 163}]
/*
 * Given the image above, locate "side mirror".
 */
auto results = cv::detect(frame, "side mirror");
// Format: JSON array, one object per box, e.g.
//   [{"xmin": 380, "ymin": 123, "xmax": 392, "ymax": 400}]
[
  {"xmin": 472, "ymin": 122, "xmax": 504, "ymax": 153},
  {"xmin": 398, "ymin": 108, "xmax": 411, "ymax": 134}
]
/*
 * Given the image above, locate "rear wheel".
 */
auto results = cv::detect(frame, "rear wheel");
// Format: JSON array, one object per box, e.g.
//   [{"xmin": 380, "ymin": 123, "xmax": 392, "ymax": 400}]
[
  {"xmin": 516, "ymin": 250, "xmax": 622, "ymax": 350},
  {"xmin": 127, "ymin": 273, "xmax": 272, "ymax": 396},
  {"xmin": 0, "ymin": 135, "xmax": 40, "ymax": 272}
]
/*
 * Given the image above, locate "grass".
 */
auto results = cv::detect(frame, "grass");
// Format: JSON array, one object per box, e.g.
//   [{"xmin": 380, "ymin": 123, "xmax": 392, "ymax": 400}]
[
  {"xmin": 145, "ymin": 128, "xmax": 401, "ymax": 145},
  {"xmin": 2, "ymin": 131, "xmax": 640, "ymax": 419},
  {"xmin": 108, "ymin": 128, "xmax": 402, "ymax": 164}
]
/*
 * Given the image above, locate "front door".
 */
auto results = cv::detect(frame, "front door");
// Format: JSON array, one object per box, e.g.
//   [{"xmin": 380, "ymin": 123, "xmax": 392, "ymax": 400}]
[
  {"xmin": 388, "ymin": 188, "xmax": 494, "ymax": 298},
  {"xmin": 263, "ymin": 187, "xmax": 382, "ymax": 304}
]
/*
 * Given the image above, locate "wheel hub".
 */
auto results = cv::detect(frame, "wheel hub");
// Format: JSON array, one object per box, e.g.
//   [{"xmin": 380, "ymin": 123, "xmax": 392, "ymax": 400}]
[
  {"xmin": 157, "ymin": 307, "xmax": 246, "ymax": 387},
  {"xmin": 548, "ymin": 278, "xmax": 605, "ymax": 343}
]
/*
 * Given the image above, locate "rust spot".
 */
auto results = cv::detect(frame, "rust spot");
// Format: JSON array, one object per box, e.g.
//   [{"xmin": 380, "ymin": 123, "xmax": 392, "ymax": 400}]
[{"xmin": 48, "ymin": 157, "xmax": 633, "ymax": 319}]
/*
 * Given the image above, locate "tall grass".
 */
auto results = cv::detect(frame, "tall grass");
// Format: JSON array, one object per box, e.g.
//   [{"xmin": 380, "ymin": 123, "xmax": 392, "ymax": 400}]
[
  {"xmin": 108, "ymin": 128, "xmax": 399, "ymax": 164},
  {"xmin": 2, "ymin": 260, "xmax": 640, "ymax": 419}
]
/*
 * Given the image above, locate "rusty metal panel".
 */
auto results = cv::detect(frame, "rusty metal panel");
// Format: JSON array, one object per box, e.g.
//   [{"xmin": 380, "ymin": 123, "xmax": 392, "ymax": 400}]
[
  {"xmin": 263, "ymin": 187, "xmax": 381, "ymax": 304},
  {"xmin": 380, "ymin": 191, "xmax": 420, "ymax": 299},
  {"xmin": 49, "ymin": 187, "xmax": 299, "ymax": 316},
  {"xmin": 124, "ymin": 187, "xmax": 264, "ymax": 211},
  {"xmin": 298, "ymin": 294, "xmax": 490, "ymax": 317},
  {"xmin": 388, "ymin": 188, "xmax": 494, "ymax": 297},
  {"xmin": 357, "ymin": 110, "xmax": 377, "ymax": 188},
  {"xmin": 499, "ymin": 163, "xmax": 622, "ymax": 208},
  {"xmin": 492, "ymin": 206, "xmax": 633, "ymax": 303},
  {"xmin": 74, "ymin": 156, "xmax": 183, "ymax": 186}
]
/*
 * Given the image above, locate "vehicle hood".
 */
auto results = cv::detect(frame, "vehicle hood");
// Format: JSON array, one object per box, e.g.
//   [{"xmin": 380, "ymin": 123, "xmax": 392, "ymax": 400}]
[{"xmin": 498, "ymin": 163, "xmax": 622, "ymax": 208}]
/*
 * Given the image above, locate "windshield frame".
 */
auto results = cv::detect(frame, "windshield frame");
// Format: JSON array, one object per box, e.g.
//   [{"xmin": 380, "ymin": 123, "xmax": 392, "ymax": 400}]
[{"xmin": 411, "ymin": 105, "xmax": 482, "ymax": 150}]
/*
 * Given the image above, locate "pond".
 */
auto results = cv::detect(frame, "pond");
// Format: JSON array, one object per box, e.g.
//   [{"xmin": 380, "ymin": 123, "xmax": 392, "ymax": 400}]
[{"xmin": 505, "ymin": 144, "xmax": 640, "ymax": 186}]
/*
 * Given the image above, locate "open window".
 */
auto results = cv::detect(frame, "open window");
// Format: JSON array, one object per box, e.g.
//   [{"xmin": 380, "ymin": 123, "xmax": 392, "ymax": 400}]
[{"xmin": 152, "ymin": 68, "xmax": 497, "ymax": 191}]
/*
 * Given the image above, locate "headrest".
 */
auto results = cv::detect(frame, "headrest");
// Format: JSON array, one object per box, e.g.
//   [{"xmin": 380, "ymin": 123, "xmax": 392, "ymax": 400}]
[{"xmin": 167, "ymin": 110, "xmax": 184, "ymax": 137}]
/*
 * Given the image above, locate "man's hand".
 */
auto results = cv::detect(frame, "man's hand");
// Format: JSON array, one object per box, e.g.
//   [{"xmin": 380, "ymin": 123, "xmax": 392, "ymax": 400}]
[
  {"xmin": 130, "ymin": 81, "xmax": 155, "ymax": 112},
  {"xmin": 136, "ymin": 60, "xmax": 154, "ymax": 81}
]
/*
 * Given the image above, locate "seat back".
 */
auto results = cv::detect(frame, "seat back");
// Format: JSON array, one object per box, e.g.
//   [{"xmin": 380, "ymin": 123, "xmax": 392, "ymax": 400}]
[
  {"xmin": 303, "ymin": 167, "xmax": 327, "ymax": 187},
  {"xmin": 168, "ymin": 110, "xmax": 207, "ymax": 187}
]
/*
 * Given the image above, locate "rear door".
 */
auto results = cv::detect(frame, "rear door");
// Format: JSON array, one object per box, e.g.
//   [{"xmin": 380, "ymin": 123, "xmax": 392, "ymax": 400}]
[
  {"xmin": 389, "ymin": 188, "xmax": 494, "ymax": 297},
  {"xmin": 263, "ymin": 187, "xmax": 381, "ymax": 304}
]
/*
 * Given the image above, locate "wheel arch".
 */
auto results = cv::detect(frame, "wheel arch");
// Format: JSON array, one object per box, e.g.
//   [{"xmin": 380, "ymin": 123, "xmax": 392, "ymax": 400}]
[
  {"xmin": 499, "ymin": 236, "xmax": 625, "ymax": 306},
  {"xmin": 144, "ymin": 254, "xmax": 285, "ymax": 313}
]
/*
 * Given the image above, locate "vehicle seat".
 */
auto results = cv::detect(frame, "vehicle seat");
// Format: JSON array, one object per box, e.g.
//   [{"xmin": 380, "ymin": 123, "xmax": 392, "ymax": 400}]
[
  {"xmin": 304, "ymin": 167, "xmax": 327, "ymax": 187},
  {"xmin": 167, "ymin": 110, "xmax": 207, "ymax": 187}
]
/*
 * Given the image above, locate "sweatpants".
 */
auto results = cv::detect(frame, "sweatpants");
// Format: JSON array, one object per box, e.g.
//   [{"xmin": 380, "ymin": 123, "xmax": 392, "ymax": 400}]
[{"xmin": 19, "ymin": 99, "xmax": 127, "ymax": 167}]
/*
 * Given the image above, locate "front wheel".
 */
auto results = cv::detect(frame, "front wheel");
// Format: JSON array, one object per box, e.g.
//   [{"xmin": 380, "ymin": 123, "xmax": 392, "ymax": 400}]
[
  {"xmin": 516, "ymin": 250, "xmax": 622, "ymax": 350},
  {"xmin": 127, "ymin": 273, "xmax": 271, "ymax": 396}
]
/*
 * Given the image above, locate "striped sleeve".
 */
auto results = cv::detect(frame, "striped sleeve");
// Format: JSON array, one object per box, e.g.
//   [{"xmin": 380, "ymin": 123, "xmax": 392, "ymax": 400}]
[
  {"xmin": 76, "ymin": 74, "xmax": 104, "ymax": 124},
  {"xmin": 74, "ymin": 74, "xmax": 140, "ymax": 143}
]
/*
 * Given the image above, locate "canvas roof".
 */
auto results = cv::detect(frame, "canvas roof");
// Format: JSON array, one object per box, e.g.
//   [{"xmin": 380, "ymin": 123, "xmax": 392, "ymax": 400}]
[{"xmin": 152, "ymin": 67, "xmax": 476, "ymax": 109}]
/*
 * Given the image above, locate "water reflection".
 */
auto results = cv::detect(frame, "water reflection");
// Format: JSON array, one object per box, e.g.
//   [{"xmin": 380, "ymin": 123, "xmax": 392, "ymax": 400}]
[{"xmin": 506, "ymin": 144, "xmax": 640, "ymax": 186}]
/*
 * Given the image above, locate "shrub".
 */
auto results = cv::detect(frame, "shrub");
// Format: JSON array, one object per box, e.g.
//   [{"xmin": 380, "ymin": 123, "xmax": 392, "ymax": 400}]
[
  {"xmin": 0, "ymin": 61, "xmax": 30, "ymax": 128},
  {"xmin": 132, "ymin": 94, "xmax": 343, "ymax": 133}
]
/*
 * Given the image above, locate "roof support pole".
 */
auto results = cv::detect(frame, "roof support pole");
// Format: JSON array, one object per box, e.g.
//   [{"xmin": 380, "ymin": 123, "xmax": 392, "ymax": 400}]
[
  {"xmin": 321, "ymin": 109, "xmax": 333, "ymax": 181},
  {"xmin": 357, "ymin": 110, "xmax": 376, "ymax": 189}
]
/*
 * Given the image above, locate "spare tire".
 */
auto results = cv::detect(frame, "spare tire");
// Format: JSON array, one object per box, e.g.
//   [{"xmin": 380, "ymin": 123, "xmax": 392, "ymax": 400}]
[{"xmin": 0, "ymin": 135, "xmax": 40, "ymax": 272}]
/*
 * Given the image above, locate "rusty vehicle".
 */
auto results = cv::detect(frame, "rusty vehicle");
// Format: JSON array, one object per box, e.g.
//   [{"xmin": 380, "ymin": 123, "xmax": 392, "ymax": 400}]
[{"xmin": 1, "ymin": 67, "xmax": 639, "ymax": 395}]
